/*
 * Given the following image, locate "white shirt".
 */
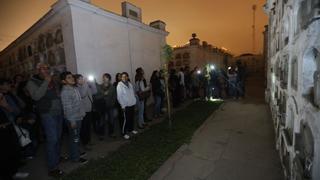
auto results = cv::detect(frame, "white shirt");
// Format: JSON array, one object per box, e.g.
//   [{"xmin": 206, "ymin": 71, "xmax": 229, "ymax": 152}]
[
  {"xmin": 117, "ymin": 81, "xmax": 137, "ymax": 109},
  {"xmin": 178, "ymin": 71, "xmax": 185, "ymax": 86}
]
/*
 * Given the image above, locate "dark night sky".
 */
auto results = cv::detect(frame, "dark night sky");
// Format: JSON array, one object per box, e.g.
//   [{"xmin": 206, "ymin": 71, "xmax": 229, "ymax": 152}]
[{"xmin": 0, "ymin": 0, "xmax": 268, "ymax": 55}]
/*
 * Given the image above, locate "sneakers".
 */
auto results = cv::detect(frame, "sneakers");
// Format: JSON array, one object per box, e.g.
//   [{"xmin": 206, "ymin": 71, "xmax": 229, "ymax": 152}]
[
  {"xmin": 72, "ymin": 157, "xmax": 88, "ymax": 165},
  {"xmin": 13, "ymin": 172, "xmax": 29, "ymax": 179},
  {"xmin": 131, "ymin": 130, "xmax": 138, "ymax": 135},
  {"xmin": 123, "ymin": 134, "xmax": 130, "ymax": 139},
  {"xmin": 80, "ymin": 152, "xmax": 87, "ymax": 158},
  {"xmin": 78, "ymin": 157, "xmax": 88, "ymax": 165},
  {"xmin": 48, "ymin": 169, "xmax": 64, "ymax": 178}
]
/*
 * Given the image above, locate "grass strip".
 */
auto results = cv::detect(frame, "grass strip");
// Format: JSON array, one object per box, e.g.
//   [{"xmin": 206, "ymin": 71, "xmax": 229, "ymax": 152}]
[{"xmin": 63, "ymin": 100, "xmax": 222, "ymax": 180}]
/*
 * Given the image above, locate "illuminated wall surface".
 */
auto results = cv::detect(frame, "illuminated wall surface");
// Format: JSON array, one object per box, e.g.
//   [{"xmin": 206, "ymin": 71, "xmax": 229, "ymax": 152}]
[
  {"xmin": 265, "ymin": 0, "xmax": 320, "ymax": 179},
  {"xmin": 0, "ymin": 0, "xmax": 168, "ymax": 83},
  {"xmin": 172, "ymin": 34, "xmax": 233, "ymax": 70},
  {"xmin": 0, "ymin": 26, "xmax": 66, "ymax": 78}
]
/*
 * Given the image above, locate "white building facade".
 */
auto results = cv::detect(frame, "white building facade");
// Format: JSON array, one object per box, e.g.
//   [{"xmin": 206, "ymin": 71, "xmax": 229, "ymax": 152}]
[
  {"xmin": 0, "ymin": 0, "xmax": 168, "ymax": 82},
  {"xmin": 265, "ymin": 0, "xmax": 320, "ymax": 179},
  {"xmin": 171, "ymin": 34, "xmax": 232, "ymax": 70}
]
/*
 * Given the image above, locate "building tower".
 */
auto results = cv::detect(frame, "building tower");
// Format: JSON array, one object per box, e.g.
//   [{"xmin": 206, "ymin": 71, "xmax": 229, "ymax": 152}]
[{"xmin": 252, "ymin": 4, "xmax": 257, "ymax": 54}]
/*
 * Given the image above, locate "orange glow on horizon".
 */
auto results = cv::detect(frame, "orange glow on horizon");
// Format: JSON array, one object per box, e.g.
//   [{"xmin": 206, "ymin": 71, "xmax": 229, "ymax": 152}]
[{"xmin": 0, "ymin": 0, "xmax": 268, "ymax": 55}]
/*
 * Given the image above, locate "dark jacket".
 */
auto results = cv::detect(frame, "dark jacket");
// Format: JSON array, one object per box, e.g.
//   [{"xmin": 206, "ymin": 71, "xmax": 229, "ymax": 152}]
[
  {"xmin": 94, "ymin": 83, "xmax": 117, "ymax": 112},
  {"xmin": 150, "ymin": 77, "xmax": 163, "ymax": 96},
  {"xmin": 26, "ymin": 75, "xmax": 62, "ymax": 115}
]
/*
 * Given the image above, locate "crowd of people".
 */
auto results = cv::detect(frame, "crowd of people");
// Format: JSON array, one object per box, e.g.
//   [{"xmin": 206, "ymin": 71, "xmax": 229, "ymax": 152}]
[
  {"xmin": 168, "ymin": 61, "xmax": 246, "ymax": 107},
  {"xmin": 0, "ymin": 61, "xmax": 246, "ymax": 180}
]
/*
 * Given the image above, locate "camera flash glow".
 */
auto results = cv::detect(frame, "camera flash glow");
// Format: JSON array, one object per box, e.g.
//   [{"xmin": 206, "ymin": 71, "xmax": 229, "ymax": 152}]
[{"xmin": 88, "ymin": 75, "xmax": 94, "ymax": 81}]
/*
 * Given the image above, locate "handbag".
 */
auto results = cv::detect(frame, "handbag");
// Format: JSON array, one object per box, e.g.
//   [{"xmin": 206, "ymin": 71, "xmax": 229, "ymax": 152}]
[
  {"xmin": 137, "ymin": 81, "xmax": 151, "ymax": 100},
  {"xmin": 138, "ymin": 90, "xmax": 151, "ymax": 101},
  {"xmin": 14, "ymin": 125, "xmax": 32, "ymax": 147}
]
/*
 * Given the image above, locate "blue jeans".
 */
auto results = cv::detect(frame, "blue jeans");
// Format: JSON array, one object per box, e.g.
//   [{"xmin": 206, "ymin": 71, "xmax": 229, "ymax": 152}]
[
  {"xmin": 206, "ymin": 84, "xmax": 213, "ymax": 99},
  {"xmin": 96, "ymin": 108, "xmax": 115, "ymax": 136},
  {"xmin": 105, "ymin": 108, "xmax": 115, "ymax": 136},
  {"xmin": 40, "ymin": 114, "xmax": 63, "ymax": 171},
  {"xmin": 136, "ymin": 97, "xmax": 145, "ymax": 127},
  {"xmin": 154, "ymin": 95, "xmax": 161, "ymax": 116},
  {"xmin": 67, "ymin": 121, "xmax": 81, "ymax": 161},
  {"xmin": 229, "ymin": 81, "xmax": 237, "ymax": 98},
  {"xmin": 237, "ymin": 81, "xmax": 245, "ymax": 97}
]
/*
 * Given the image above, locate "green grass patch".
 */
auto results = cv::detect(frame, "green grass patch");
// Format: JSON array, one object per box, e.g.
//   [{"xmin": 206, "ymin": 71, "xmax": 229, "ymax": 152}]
[{"xmin": 63, "ymin": 100, "xmax": 222, "ymax": 180}]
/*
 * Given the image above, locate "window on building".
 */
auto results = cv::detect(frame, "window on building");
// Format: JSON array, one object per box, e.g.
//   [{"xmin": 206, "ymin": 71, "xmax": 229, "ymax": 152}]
[
  {"xmin": 55, "ymin": 29, "xmax": 63, "ymax": 44},
  {"xmin": 27, "ymin": 45, "xmax": 33, "ymax": 57},
  {"xmin": 279, "ymin": 93, "xmax": 287, "ymax": 126},
  {"xmin": 183, "ymin": 59, "xmax": 190, "ymax": 66},
  {"xmin": 286, "ymin": 107, "xmax": 295, "ymax": 145},
  {"xmin": 176, "ymin": 60, "xmax": 182, "ymax": 67},
  {"xmin": 183, "ymin": 52, "xmax": 190, "ymax": 59},
  {"xmin": 38, "ymin": 34, "xmax": 46, "ymax": 52},
  {"xmin": 291, "ymin": 57, "xmax": 298, "ymax": 90},
  {"xmin": 275, "ymin": 59, "xmax": 281, "ymax": 79},
  {"xmin": 281, "ymin": 55, "xmax": 289, "ymax": 89},
  {"xmin": 129, "ymin": 9, "xmax": 138, "ymax": 18},
  {"xmin": 283, "ymin": 19, "xmax": 289, "ymax": 46},
  {"xmin": 175, "ymin": 54, "xmax": 181, "ymax": 59},
  {"xmin": 46, "ymin": 33, "xmax": 54, "ymax": 48},
  {"xmin": 18, "ymin": 47, "xmax": 24, "ymax": 61}
]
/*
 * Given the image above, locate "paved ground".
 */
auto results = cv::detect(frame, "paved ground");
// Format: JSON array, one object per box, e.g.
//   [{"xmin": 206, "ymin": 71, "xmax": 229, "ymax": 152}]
[{"xmin": 149, "ymin": 76, "xmax": 284, "ymax": 180}]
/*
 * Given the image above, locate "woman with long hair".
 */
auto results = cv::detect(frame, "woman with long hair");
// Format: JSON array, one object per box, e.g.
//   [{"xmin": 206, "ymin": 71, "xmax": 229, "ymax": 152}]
[
  {"xmin": 116, "ymin": 72, "xmax": 138, "ymax": 139},
  {"xmin": 150, "ymin": 70, "xmax": 162, "ymax": 118}
]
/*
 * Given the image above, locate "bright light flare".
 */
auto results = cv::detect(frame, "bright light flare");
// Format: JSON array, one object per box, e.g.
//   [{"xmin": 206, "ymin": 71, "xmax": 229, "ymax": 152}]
[
  {"xmin": 209, "ymin": 98, "xmax": 223, "ymax": 102},
  {"xmin": 197, "ymin": 70, "xmax": 201, "ymax": 74},
  {"xmin": 210, "ymin": 65, "xmax": 215, "ymax": 70},
  {"xmin": 88, "ymin": 75, "xmax": 95, "ymax": 82}
]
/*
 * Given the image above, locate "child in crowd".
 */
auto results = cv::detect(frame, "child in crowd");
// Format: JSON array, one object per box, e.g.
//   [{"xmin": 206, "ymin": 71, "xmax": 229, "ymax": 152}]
[{"xmin": 60, "ymin": 72, "xmax": 87, "ymax": 164}]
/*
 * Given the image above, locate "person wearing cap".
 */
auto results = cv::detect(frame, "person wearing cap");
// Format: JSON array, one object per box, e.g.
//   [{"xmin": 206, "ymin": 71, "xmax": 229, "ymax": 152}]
[{"xmin": 26, "ymin": 63, "xmax": 64, "ymax": 177}]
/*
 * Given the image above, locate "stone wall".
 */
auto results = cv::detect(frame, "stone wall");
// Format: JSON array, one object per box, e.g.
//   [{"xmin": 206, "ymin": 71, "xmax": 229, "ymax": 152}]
[{"xmin": 265, "ymin": 0, "xmax": 320, "ymax": 179}]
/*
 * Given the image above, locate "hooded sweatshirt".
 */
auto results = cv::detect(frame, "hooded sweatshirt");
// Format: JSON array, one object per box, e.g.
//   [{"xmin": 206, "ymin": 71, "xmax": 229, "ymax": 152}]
[{"xmin": 116, "ymin": 81, "xmax": 136, "ymax": 109}]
